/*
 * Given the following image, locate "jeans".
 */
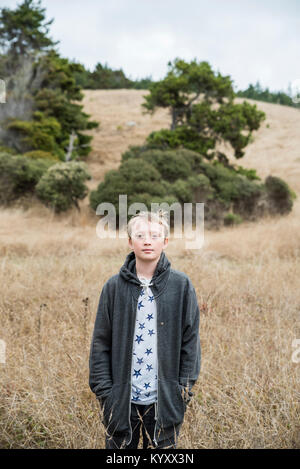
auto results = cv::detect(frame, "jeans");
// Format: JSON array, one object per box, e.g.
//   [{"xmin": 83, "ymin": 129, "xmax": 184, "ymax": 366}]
[{"xmin": 105, "ymin": 403, "xmax": 178, "ymax": 449}]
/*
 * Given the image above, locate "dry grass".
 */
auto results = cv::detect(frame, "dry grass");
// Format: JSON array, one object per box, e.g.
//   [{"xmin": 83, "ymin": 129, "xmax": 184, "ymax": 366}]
[{"xmin": 0, "ymin": 90, "xmax": 299, "ymax": 448}]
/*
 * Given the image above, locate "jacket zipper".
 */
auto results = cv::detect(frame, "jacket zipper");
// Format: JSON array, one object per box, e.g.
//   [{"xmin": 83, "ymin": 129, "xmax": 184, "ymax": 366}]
[
  {"xmin": 153, "ymin": 296, "xmax": 159, "ymax": 447},
  {"xmin": 126, "ymin": 295, "xmax": 138, "ymax": 446}
]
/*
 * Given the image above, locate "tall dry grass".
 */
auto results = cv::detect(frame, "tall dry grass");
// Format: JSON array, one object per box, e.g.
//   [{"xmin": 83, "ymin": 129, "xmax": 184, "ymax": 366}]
[{"xmin": 0, "ymin": 91, "xmax": 299, "ymax": 448}]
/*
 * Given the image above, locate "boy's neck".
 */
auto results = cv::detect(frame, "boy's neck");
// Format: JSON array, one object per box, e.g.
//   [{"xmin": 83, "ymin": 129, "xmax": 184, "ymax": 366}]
[{"xmin": 136, "ymin": 258, "xmax": 159, "ymax": 280}]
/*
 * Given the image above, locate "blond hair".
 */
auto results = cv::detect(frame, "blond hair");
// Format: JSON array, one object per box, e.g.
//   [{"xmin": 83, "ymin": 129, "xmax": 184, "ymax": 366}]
[{"xmin": 127, "ymin": 210, "xmax": 169, "ymax": 239}]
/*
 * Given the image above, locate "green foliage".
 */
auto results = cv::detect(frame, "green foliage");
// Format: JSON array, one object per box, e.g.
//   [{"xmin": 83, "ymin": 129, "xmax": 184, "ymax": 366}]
[
  {"xmin": 90, "ymin": 159, "xmax": 171, "ymax": 215},
  {"xmin": 236, "ymin": 81, "xmax": 300, "ymax": 108},
  {"xmin": 147, "ymin": 126, "xmax": 216, "ymax": 156},
  {"xmin": 36, "ymin": 161, "xmax": 91, "ymax": 212},
  {"xmin": 33, "ymin": 51, "xmax": 99, "ymax": 158},
  {"xmin": 90, "ymin": 147, "xmax": 268, "ymax": 224},
  {"xmin": 170, "ymin": 174, "xmax": 213, "ymax": 204},
  {"xmin": 0, "ymin": 152, "xmax": 52, "ymax": 203},
  {"xmin": 5, "ymin": 111, "xmax": 63, "ymax": 158},
  {"xmin": 234, "ymin": 165, "xmax": 260, "ymax": 181},
  {"xmin": 141, "ymin": 149, "xmax": 193, "ymax": 183},
  {"xmin": 143, "ymin": 59, "xmax": 234, "ymax": 120},
  {"xmin": 0, "ymin": 0, "xmax": 58, "ymax": 56},
  {"xmin": 90, "ymin": 144, "xmax": 295, "ymax": 224},
  {"xmin": 143, "ymin": 58, "xmax": 265, "ymax": 160},
  {"xmin": 73, "ymin": 61, "xmax": 153, "ymax": 90},
  {"xmin": 265, "ymin": 175, "xmax": 296, "ymax": 214},
  {"xmin": 85, "ymin": 62, "xmax": 133, "ymax": 89},
  {"xmin": 209, "ymin": 100, "xmax": 266, "ymax": 158},
  {"xmin": 131, "ymin": 76, "xmax": 153, "ymax": 90},
  {"xmin": 23, "ymin": 150, "xmax": 59, "ymax": 161},
  {"xmin": 0, "ymin": 2, "xmax": 98, "ymax": 159},
  {"xmin": 0, "ymin": 144, "xmax": 17, "ymax": 155},
  {"xmin": 224, "ymin": 212, "xmax": 243, "ymax": 226}
]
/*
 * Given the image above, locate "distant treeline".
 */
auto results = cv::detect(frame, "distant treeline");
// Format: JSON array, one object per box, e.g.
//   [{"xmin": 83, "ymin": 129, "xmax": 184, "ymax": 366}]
[
  {"xmin": 73, "ymin": 62, "xmax": 153, "ymax": 89},
  {"xmin": 236, "ymin": 81, "xmax": 299, "ymax": 108},
  {"xmin": 75, "ymin": 65, "xmax": 299, "ymax": 109}
]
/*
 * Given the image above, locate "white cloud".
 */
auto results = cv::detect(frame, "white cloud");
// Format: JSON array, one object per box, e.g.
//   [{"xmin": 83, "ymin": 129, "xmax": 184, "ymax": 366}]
[{"xmin": 0, "ymin": 0, "xmax": 299, "ymax": 90}]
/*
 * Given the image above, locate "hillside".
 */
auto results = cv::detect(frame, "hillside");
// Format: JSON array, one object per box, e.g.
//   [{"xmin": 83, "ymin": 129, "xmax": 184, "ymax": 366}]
[{"xmin": 81, "ymin": 90, "xmax": 300, "ymax": 202}]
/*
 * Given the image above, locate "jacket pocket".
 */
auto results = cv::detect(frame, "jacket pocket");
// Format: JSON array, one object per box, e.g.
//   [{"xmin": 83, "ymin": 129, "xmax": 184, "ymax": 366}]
[
  {"xmin": 101, "ymin": 382, "xmax": 132, "ymax": 436},
  {"xmin": 158, "ymin": 379, "xmax": 185, "ymax": 428}
]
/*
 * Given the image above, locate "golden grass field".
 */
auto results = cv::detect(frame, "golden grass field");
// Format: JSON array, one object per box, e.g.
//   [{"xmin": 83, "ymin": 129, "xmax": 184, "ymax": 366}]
[{"xmin": 0, "ymin": 90, "xmax": 299, "ymax": 448}]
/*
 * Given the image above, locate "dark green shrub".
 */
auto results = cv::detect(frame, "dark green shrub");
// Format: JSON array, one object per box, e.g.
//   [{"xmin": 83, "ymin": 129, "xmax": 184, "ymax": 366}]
[
  {"xmin": 5, "ymin": 112, "xmax": 64, "ymax": 159},
  {"xmin": 90, "ymin": 159, "xmax": 172, "ymax": 215},
  {"xmin": 141, "ymin": 149, "xmax": 192, "ymax": 183},
  {"xmin": 234, "ymin": 165, "xmax": 261, "ymax": 181},
  {"xmin": 0, "ymin": 152, "xmax": 53, "ymax": 204},
  {"xmin": 36, "ymin": 162, "xmax": 91, "ymax": 212},
  {"xmin": 90, "ymin": 144, "xmax": 295, "ymax": 226},
  {"xmin": 0, "ymin": 144, "xmax": 17, "ymax": 155},
  {"xmin": 198, "ymin": 161, "xmax": 263, "ymax": 212},
  {"xmin": 171, "ymin": 174, "xmax": 214, "ymax": 204},
  {"xmin": 23, "ymin": 150, "xmax": 59, "ymax": 161},
  {"xmin": 265, "ymin": 175, "xmax": 296, "ymax": 214},
  {"xmin": 224, "ymin": 212, "xmax": 243, "ymax": 226},
  {"xmin": 146, "ymin": 126, "xmax": 216, "ymax": 156}
]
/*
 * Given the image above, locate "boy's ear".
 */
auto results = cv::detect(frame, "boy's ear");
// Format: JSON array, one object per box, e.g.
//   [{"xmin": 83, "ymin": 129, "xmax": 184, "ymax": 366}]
[{"xmin": 163, "ymin": 237, "xmax": 169, "ymax": 249}]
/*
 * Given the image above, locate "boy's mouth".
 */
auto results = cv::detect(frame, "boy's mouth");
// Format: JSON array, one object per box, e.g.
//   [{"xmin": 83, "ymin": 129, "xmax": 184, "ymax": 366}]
[{"xmin": 142, "ymin": 249, "xmax": 154, "ymax": 253}]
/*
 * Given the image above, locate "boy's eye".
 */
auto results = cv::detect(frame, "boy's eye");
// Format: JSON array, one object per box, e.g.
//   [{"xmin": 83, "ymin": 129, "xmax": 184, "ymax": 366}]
[{"xmin": 133, "ymin": 233, "xmax": 162, "ymax": 240}]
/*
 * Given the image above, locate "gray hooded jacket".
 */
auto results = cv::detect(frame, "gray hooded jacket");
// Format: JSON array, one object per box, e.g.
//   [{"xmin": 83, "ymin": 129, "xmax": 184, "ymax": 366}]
[{"xmin": 89, "ymin": 250, "xmax": 201, "ymax": 446}]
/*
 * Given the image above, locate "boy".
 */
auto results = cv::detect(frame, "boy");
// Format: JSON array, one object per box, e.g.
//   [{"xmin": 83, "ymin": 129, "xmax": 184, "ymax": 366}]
[{"xmin": 89, "ymin": 210, "xmax": 201, "ymax": 449}]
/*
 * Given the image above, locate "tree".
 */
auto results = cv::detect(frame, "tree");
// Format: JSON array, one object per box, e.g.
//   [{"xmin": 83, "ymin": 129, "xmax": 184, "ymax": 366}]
[
  {"xmin": 0, "ymin": 0, "xmax": 98, "ymax": 160},
  {"xmin": 143, "ymin": 58, "xmax": 266, "ymax": 159},
  {"xmin": 0, "ymin": 0, "xmax": 57, "ymax": 55}
]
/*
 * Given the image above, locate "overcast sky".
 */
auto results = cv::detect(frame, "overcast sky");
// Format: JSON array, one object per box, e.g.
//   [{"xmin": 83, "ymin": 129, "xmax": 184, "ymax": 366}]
[{"xmin": 1, "ymin": 0, "xmax": 299, "ymax": 91}]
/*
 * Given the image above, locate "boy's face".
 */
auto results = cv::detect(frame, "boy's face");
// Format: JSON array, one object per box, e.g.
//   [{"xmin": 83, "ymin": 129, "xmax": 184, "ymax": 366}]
[{"xmin": 128, "ymin": 219, "xmax": 168, "ymax": 263}]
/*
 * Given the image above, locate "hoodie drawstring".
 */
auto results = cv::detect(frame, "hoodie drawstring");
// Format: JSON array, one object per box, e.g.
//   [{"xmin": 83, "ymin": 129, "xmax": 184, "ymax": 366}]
[{"xmin": 138, "ymin": 277, "xmax": 153, "ymax": 297}]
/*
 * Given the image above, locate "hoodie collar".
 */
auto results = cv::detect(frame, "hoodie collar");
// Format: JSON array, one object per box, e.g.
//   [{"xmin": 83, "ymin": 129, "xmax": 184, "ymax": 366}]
[{"xmin": 119, "ymin": 250, "xmax": 171, "ymax": 300}]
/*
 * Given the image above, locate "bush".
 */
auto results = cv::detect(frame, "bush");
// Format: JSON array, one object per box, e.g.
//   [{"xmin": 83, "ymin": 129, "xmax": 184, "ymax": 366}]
[
  {"xmin": 224, "ymin": 212, "xmax": 243, "ymax": 226},
  {"xmin": 146, "ymin": 126, "xmax": 216, "ymax": 156},
  {"xmin": 0, "ymin": 144, "xmax": 17, "ymax": 155},
  {"xmin": 141, "ymin": 149, "xmax": 193, "ymax": 183},
  {"xmin": 23, "ymin": 150, "xmax": 60, "ymax": 161},
  {"xmin": 200, "ymin": 161, "xmax": 263, "ymax": 211},
  {"xmin": 36, "ymin": 162, "xmax": 91, "ymax": 212},
  {"xmin": 265, "ymin": 175, "xmax": 296, "ymax": 214},
  {"xmin": 89, "ymin": 146, "xmax": 295, "ymax": 227},
  {"xmin": 171, "ymin": 174, "xmax": 214, "ymax": 204},
  {"xmin": 90, "ymin": 159, "xmax": 172, "ymax": 215},
  {"xmin": 0, "ymin": 152, "xmax": 53, "ymax": 204},
  {"xmin": 5, "ymin": 112, "xmax": 64, "ymax": 160}
]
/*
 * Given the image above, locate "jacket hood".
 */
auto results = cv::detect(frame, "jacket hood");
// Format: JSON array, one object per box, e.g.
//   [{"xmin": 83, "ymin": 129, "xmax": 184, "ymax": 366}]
[{"xmin": 119, "ymin": 250, "xmax": 171, "ymax": 300}]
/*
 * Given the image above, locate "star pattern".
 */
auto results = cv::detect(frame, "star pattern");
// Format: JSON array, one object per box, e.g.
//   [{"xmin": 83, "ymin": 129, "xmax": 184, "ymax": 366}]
[
  {"xmin": 131, "ymin": 282, "xmax": 158, "ymax": 404},
  {"xmin": 135, "ymin": 334, "xmax": 144, "ymax": 345},
  {"xmin": 133, "ymin": 369, "xmax": 142, "ymax": 378}
]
